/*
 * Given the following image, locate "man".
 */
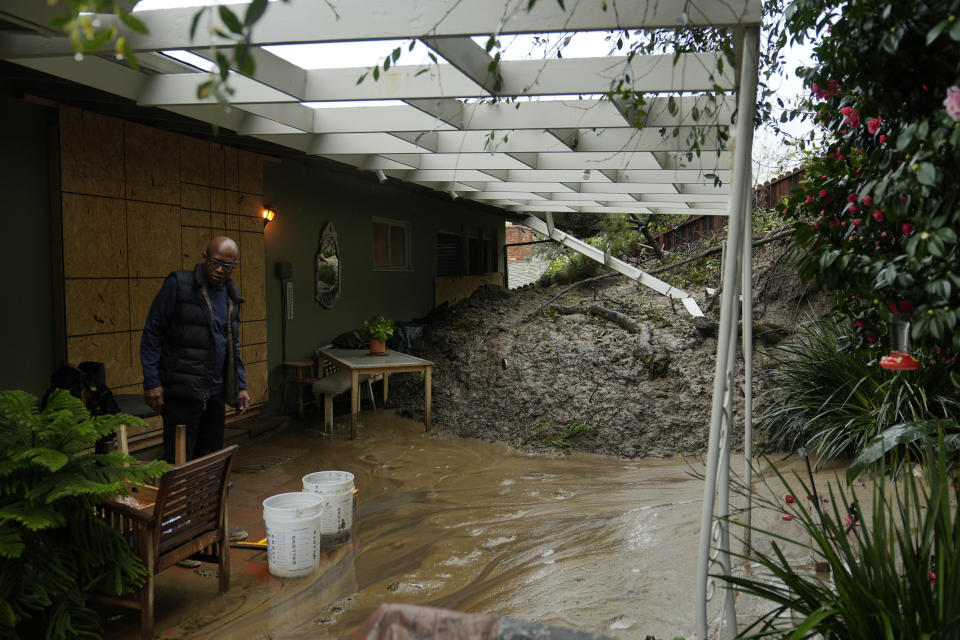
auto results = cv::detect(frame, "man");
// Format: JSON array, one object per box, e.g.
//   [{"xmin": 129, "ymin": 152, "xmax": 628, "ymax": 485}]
[{"xmin": 140, "ymin": 236, "xmax": 250, "ymax": 549}]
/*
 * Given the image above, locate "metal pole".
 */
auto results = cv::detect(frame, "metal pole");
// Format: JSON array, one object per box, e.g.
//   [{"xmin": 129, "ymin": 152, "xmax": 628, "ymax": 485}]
[
  {"xmin": 741, "ymin": 157, "xmax": 755, "ymax": 556},
  {"xmin": 696, "ymin": 24, "xmax": 759, "ymax": 640}
]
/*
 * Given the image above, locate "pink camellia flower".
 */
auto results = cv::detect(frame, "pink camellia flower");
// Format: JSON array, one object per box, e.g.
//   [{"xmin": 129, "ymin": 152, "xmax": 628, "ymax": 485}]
[
  {"xmin": 861, "ymin": 195, "xmax": 872, "ymax": 206},
  {"xmin": 930, "ymin": 571, "xmax": 937, "ymax": 584},
  {"xmin": 867, "ymin": 117, "xmax": 882, "ymax": 134},
  {"xmin": 873, "ymin": 209, "xmax": 885, "ymax": 222},
  {"xmin": 847, "ymin": 193, "xmax": 858, "ymax": 203},
  {"xmin": 819, "ymin": 189, "xmax": 828, "ymax": 198},
  {"xmin": 785, "ymin": 494, "xmax": 795, "ymax": 503},
  {"xmin": 854, "ymin": 319, "xmax": 865, "ymax": 330},
  {"xmin": 805, "ymin": 195, "xmax": 813, "ymax": 203},
  {"xmin": 853, "ymin": 218, "xmax": 862, "ymax": 227},
  {"xmin": 848, "ymin": 204, "xmax": 859, "ymax": 213},
  {"xmin": 782, "ymin": 514, "xmax": 794, "ymax": 521},
  {"xmin": 812, "ymin": 222, "xmax": 819, "ymax": 230},
  {"xmin": 902, "ymin": 222, "xmax": 915, "ymax": 235},
  {"xmin": 879, "ymin": 134, "xmax": 887, "ymax": 144},
  {"xmin": 945, "ymin": 86, "xmax": 960, "ymax": 121},
  {"xmin": 829, "ymin": 219, "xmax": 839, "ymax": 228},
  {"xmin": 866, "ymin": 334, "xmax": 876, "ymax": 343},
  {"xmin": 840, "ymin": 106, "xmax": 853, "ymax": 116}
]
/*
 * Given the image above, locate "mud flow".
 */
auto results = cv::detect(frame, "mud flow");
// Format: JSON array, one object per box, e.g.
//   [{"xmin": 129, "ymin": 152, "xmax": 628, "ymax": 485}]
[{"xmin": 101, "ymin": 410, "xmax": 849, "ymax": 639}]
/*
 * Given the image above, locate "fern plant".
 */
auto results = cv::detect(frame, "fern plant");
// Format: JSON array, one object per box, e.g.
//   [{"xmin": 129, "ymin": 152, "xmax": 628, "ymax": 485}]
[{"xmin": 0, "ymin": 389, "xmax": 169, "ymax": 639}]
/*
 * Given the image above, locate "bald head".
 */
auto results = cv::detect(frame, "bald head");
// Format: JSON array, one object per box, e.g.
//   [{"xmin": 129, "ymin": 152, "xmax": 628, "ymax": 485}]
[{"xmin": 202, "ymin": 236, "xmax": 239, "ymax": 287}]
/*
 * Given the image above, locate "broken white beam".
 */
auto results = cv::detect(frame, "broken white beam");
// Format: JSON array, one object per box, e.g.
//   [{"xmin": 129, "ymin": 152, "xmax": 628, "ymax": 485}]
[{"xmin": 522, "ymin": 215, "xmax": 704, "ymax": 316}]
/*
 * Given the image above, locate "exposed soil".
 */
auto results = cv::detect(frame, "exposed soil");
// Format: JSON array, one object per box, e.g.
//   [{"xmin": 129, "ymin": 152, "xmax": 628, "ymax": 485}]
[{"xmin": 391, "ymin": 235, "xmax": 828, "ymax": 458}]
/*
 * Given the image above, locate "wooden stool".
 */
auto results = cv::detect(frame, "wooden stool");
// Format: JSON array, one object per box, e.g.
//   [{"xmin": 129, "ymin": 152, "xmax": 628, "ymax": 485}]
[{"xmin": 282, "ymin": 359, "xmax": 316, "ymax": 417}]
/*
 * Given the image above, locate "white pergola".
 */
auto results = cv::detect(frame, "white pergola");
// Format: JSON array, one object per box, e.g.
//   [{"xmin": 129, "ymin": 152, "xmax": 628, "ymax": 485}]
[{"xmin": 0, "ymin": 1, "xmax": 761, "ymax": 636}]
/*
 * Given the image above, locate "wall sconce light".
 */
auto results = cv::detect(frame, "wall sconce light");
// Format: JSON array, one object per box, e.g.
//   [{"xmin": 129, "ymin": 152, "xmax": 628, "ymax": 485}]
[
  {"xmin": 582, "ymin": 169, "xmax": 592, "ymax": 181},
  {"xmin": 375, "ymin": 169, "xmax": 388, "ymax": 184},
  {"xmin": 261, "ymin": 206, "xmax": 276, "ymax": 226}
]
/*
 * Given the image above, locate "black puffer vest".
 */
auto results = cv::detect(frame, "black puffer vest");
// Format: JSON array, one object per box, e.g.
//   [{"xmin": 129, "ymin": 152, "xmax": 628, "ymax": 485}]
[{"xmin": 159, "ymin": 264, "xmax": 244, "ymax": 404}]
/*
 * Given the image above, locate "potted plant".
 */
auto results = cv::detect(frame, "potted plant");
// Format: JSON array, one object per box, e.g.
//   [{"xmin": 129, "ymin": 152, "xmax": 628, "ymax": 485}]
[
  {"xmin": 361, "ymin": 315, "xmax": 395, "ymax": 355},
  {"xmin": 0, "ymin": 389, "xmax": 169, "ymax": 638}
]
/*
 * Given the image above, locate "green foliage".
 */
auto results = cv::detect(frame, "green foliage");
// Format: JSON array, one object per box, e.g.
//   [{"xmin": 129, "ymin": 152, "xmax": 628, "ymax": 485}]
[
  {"xmin": 757, "ymin": 317, "xmax": 960, "ymax": 465},
  {"xmin": 361, "ymin": 315, "xmax": 395, "ymax": 342},
  {"xmin": 721, "ymin": 444, "xmax": 960, "ymax": 638},
  {"xmin": 523, "ymin": 421, "xmax": 595, "ymax": 448},
  {"xmin": 848, "ymin": 419, "xmax": 960, "ymax": 482},
  {"xmin": 0, "ymin": 390, "xmax": 169, "ymax": 639},
  {"xmin": 781, "ymin": 0, "xmax": 960, "ymax": 355},
  {"xmin": 52, "ymin": 0, "xmax": 297, "ymax": 108}
]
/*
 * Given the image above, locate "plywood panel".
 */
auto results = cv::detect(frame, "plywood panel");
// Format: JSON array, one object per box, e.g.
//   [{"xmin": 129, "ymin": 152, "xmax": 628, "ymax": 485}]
[
  {"xmin": 127, "ymin": 201, "xmax": 180, "ymax": 278},
  {"xmin": 239, "ymin": 215, "xmax": 264, "ymax": 233},
  {"xmin": 211, "ymin": 188, "xmax": 225, "ymax": 212},
  {"xmin": 181, "ymin": 227, "xmax": 212, "ymax": 270},
  {"xmin": 238, "ymin": 192, "xmax": 263, "ymax": 219},
  {"xmin": 179, "ymin": 136, "xmax": 210, "ymax": 186},
  {"xmin": 125, "ymin": 122, "xmax": 179, "ymax": 204},
  {"xmin": 224, "ymin": 146, "xmax": 238, "ymax": 191},
  {"xmin": 65, "ymin": 279, "xmax": 129, "ymax": 335},
  {"xmin": 242, "ymin": 319, "xmax": 267, "ymax": 344},
  {"xmin": 59, "ymin": 106, "xmax": 125, "ymax": 198},
  {"xmin": 181, "ymin": 209, "xmax": 211, "ymax": 228},
  {"xmin": 210, "ymin": 144, "xmax": 225, "ymax": 187},
  {"xmin": 68, "ymin": 331, "xmax": 138, "ymax": 389},
  {"xmin": 224, "ymin": 190, "xmax": 240, "ymax": 214},
  {"xmin": 181, "ymin": 183, "xmax": 211, "ymax": 211},
  {"xmin": 242, "ymin": 343, "xmax": 267, "ymax": 364},
  {"xmin": 239, "ymin": 232, "xmax": 266, "ymax": 321},
  {"xmin": 62, "ymin": 194, "xmax": 127, "ymax": 278},
  {"xmin": 128, "ymin": 330, "xmax": 145, "ymax": 388},
  {"xmin": 211, "ymin": 212, "xmax": 227, "ymax": 231},
  {"xmin": 245, "ymin": 360, "xmax": 267, "ymax": 405},
  {"xmin": 238, "ymin": 151, "xmax": 263, "ymax": 194},
  {"xmin": 225, "ymin": 214, "xmax": 241, "ymax": 231},
  {"xmin": 130, "ymin": 277, "xmax": 166, "ymax": 333}
]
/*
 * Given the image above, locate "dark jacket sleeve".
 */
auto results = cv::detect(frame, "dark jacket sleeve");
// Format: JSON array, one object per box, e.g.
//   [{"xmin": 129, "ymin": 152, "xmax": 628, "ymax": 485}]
[
  {"xmin": 235, "ymin": 334, "xmax": 247, "ymax": 391},
  {"xmin": 140, "ymin": 275, "xmax": 178, "ymax": 390}
]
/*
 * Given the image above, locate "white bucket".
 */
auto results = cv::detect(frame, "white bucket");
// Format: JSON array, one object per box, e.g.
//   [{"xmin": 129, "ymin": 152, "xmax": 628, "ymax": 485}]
[
  {"xmin": 302, "ymin": 470, "xmax": 355, "ymax": 545},
  {"xmin": 262, "ymin": 492, "xmax": 323, "ymax": 578}
]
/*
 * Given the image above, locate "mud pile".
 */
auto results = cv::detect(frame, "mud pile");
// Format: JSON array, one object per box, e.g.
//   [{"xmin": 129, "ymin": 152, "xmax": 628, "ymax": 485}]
[{"xmin": 390, "ymin": 237, "xmax": 823, "ymax": 458}]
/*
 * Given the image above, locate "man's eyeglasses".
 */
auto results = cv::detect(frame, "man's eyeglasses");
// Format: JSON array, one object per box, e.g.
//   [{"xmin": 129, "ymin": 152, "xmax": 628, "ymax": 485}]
[{"xmin": 204, "ymin": 254, "xmax": 238, "ymax": 271}]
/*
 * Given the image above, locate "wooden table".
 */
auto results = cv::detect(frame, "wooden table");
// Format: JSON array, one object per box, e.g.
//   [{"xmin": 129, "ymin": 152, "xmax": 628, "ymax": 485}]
[{"xmin": 316, "ymin": 347, "xmax": 434, "ymax": 438}]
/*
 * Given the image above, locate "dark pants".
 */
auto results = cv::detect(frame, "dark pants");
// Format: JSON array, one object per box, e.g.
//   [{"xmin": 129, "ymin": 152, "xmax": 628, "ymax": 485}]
[{"xmin": 161, "ymin": 392, "xmax": 225, "ymax": 464}]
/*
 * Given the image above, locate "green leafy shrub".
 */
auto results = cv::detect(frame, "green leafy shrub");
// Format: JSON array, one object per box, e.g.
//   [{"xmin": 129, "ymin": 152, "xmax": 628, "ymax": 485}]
[
  {"xmin": 0, "ymin": 389, "xmax": 169, "ymax": 639},
  {"xmin": 757, "ymin": 317, "xmax": 960, "ymax": 464},
  {"xmin": 722, "ymin": 445, "xmax": 960, "ymax": 638}
]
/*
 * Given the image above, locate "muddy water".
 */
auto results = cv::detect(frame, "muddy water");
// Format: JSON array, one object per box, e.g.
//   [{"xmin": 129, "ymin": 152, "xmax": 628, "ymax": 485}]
[{"xmin": 133, "ymin": 410, "xmax": 852, "ymax": 640}]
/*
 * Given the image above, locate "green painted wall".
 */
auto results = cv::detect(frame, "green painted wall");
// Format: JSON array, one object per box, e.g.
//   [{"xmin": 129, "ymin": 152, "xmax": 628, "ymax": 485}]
[
  {"xmin": 0, "ymin": 91, "xmax": 55, "ymax": 396},
  {"xmin": 262, "ymin": 158, "xmax": 505, "ymax": 413}
]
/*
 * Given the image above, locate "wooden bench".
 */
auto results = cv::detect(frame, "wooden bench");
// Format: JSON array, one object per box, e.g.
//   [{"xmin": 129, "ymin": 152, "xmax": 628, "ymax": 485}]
[{"xmin": 96, "ymin": 445, "xmax": 238, "ymax": 639}]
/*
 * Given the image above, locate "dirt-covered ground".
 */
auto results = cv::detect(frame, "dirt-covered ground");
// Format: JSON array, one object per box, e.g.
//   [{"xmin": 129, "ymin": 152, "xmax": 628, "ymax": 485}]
[{"xmin": 390, "ymin": 237, "xmax": 828, "ymax": 458}]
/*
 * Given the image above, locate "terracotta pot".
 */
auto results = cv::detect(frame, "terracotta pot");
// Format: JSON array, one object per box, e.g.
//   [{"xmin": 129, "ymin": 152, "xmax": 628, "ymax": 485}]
[{"xmin": 369, "ymin": 338, "xmax": 386, "ymax": 355}]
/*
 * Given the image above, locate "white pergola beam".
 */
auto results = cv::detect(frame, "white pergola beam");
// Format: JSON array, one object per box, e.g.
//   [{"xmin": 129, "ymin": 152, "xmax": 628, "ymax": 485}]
[
  {"xmin": 421, "ymin": 36, "xmax": 499, "ymax": 95},
  {"xmin": 128, "ymin": 54, "xmax": 733, "ymax": 105},
  {"xmin": 0, "ymin": 0, "xmax": 759, "ymax": 56}
]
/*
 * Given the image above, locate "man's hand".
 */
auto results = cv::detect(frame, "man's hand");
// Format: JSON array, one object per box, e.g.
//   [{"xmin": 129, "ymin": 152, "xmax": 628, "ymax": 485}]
[
  {"xmin": 144, "ymin": 386, "xmax": 164, "ymax": 411},
  {"xmin": 237, "ymin": 389, "xmax": 250, "ymax": 413}
]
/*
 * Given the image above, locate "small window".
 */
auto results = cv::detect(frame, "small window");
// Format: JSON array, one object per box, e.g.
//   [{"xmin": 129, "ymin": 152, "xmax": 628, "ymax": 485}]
[{"xmin": 372, "ymin": 218, "xmax": 411, "ymax": 270}]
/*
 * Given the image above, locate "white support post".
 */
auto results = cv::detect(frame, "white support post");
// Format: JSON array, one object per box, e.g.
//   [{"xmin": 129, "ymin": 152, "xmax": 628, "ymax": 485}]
[
  {"xmin": 696, "ymin": 24, "xmax": 759, "ymax": 640},
  {"xmin": 740, "ymin": 147, "xmax": 756, "ymax": 556}
]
